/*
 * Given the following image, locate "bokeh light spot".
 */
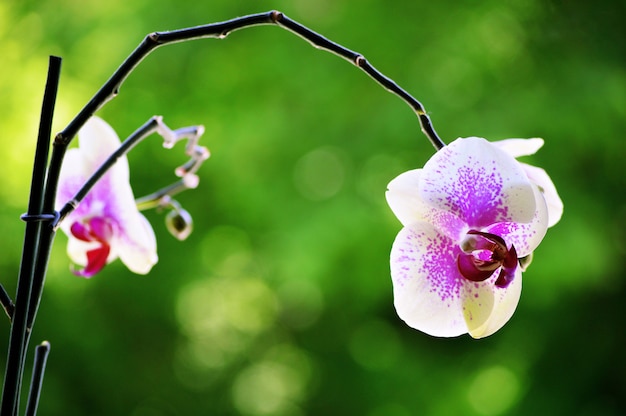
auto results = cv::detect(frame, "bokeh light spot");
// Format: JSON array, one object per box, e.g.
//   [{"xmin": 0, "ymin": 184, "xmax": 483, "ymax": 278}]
[
  {"xmin": 231, "ymin": 344, "xmax": 312, "ymax": 416},
  {"xmin": 293, "ymin": 146, "xmax": 346, "ymax": 201},
  {"xmin": 175, "ymin": 259, "xmax": 278, "ymax": 380},
  {"xmin": 467, "ymin": 365, "xmax": 521, "ymax": 416}
]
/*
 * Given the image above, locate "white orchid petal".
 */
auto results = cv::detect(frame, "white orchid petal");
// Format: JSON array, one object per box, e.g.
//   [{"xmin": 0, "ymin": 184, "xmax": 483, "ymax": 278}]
[
  {"xmin": 391, "ymin": 223, "xmax": 469, "ymax": 337},
  {"xmin": 56, "ymin": 117, "xmax": 129, "ymax": 221},
  {"xmin": 491, "ymin": 138, "xmax": 544, "ymax": 158},
  {"xmin": 464, "ymin": 267, "xmax": 522, "ymax": 339},
  {"xmin": 386, "ymin": 169, "xmax": 424, "ymax": 226},
  {"xmin": 519, "ymin": 163, "xmax": 563, "ymax": 227},
  {"xmin": 115, "ymin": 213, "xmax": 158, "ymax": 274},
  {"xmin": 66, "ymin": 238, "xmax": 93, "ymax": 266},
  {"xmin": 386, "ymin": 169, "xmax": 467, "ymax": 240},
  {"xmin": 77, "ymin": 116, "xmax": 130, "ymax": 180},
  {"xmin": 419, "ymin": 137, "xmax": 536, "ymax": 228},
  {"xmin": 56, "ymin": 149, "xmax": 91, "ymax": 229}
]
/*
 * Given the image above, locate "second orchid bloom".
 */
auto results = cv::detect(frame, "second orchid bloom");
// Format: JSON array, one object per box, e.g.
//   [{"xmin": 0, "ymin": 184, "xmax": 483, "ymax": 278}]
[
  {"xmin": 55, "ymin": 117, "xmax": 158, "ymax": 277},
  {"xmin": 386, "ymin": 137, "xmax": 562, "ymax": 338}
]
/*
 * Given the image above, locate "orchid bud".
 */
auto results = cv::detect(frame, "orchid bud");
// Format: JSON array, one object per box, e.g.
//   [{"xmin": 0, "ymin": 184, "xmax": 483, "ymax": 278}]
[{"xmin": 165, "ymin": 206, "xmax": 193, "ymax": 241}]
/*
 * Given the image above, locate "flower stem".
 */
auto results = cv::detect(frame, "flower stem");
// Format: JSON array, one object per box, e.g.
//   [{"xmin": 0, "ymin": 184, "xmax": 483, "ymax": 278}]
[
  {"xmin": 24, "ymin": 341, "xmax": 51, "ymax": 416},
  {"xmin": 135, "ymin": 180, "xmax": 189, "ymax": 211},
  {"xmin": 0, "ymin": 285, "xmax": 15, "ymax": 321},
  {"xmin": 53, "ymin": 10, "xmax": 444, "ymax": 158},
  {"xmin": 0, "ymin": 56, "xmax": 61, "ymax": 416}
]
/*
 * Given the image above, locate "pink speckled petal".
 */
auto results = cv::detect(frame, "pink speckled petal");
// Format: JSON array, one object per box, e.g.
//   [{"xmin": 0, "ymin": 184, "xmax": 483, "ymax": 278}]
[
  {"xmin": 386, "ymin": 169, "xmax": 467, "ymax": 240},
  {"xmin": 390, "ymin": 222, "xmax": 469, "ymax": 337},
  {"xmin": 484, "ymin": 184, "xmax": 549, "ymax": 257},
  {"xmin": 463, "ymin": 266, "xmax": 522, "ymax": 339},
  {"xmin": 419, "ymin": 137, "xmax": 536, "ymax": 228}
]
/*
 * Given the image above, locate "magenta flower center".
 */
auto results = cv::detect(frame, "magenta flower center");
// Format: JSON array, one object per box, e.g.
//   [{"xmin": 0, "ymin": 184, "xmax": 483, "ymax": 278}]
[
  {"xmin": 69, "ymin": 217, "xmax": 114, "ymax": 277},
  {"xmin": 457, "ymin": 230, "xmax": 518, "ymax": 288}
]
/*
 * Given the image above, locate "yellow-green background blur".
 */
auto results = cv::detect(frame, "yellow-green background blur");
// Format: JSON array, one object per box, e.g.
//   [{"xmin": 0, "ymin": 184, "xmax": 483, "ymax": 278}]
[{"xmin": 1, "ymin": 0, "xmax": 624, "ymax": 415}]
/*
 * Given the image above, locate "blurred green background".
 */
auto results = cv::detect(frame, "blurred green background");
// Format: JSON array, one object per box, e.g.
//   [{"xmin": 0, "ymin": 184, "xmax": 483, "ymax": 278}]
[{"xmin": 0, "ymin": 0, "xmax": 624, "ymax": 415}]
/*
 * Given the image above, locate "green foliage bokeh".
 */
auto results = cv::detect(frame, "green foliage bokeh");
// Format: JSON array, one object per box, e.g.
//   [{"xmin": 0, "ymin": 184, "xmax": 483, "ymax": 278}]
[{"xmin": 0, "ymin": 0, "xmax": 624, "ymax": 415}]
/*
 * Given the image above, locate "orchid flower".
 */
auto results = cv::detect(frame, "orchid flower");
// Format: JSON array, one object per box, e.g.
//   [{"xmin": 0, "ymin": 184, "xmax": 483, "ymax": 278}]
[
  {"xmin": 386, "ymin": 137, "xmax": 562, "ymax": 338},
  {"xmin": 55, "ymin": 116, "xmax": 158, "ymax": 277}
]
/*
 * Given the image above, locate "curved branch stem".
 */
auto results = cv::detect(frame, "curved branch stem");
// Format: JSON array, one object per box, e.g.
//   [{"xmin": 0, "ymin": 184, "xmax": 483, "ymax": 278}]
[
  {"xmin": 44, "ymin": 11, "xmax": 443, "ymax": 230},
  {"xmin": 56, "ymin": 11, "xmax": 444, "ymax": 149},
  {"xmin": 135, "ymin": 180, "xmax": 189, "ymax": 212}
]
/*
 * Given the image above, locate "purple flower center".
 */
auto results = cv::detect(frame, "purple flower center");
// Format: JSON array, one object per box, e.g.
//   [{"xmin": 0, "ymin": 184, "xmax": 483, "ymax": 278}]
[
  {"xmin": 70, "ymin": 217, "xmax": 114, "ymax": 277},
  {"xmin": 457, "ymin": 230, "xmax": 518, "ymax": 288}
]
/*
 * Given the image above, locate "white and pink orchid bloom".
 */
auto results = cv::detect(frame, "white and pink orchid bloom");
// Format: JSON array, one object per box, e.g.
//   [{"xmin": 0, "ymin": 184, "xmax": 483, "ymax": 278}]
[
  {"xmin": 55, "ymin": 116, "xmax": 158, "ymax": 277},
  {"xmin": 386, "ymin": 137, "xmax": 562, "ymax": 338}
]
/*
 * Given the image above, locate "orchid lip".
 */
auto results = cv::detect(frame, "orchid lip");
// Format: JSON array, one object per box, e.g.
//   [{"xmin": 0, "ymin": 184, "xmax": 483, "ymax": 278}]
[
  {"xmin": 69, "ymin": 217, "xmax": 114, "ymax": 277},
  {"xmin": 457, "ymin": 230, "xmax": 518, "ymax": 288}
]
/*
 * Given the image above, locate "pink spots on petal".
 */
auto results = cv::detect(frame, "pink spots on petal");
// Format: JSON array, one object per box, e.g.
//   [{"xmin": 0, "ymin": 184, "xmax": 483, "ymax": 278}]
[
  {"xmin": 437, "ymin": 163, "xmax": 506, "ymax": 227},
  {"xmin": 417, "ymin": 229, "xmax": 463, "ymax": 301},
  {"xmin": 487, "ymin": 221, "xmax": 538, "ymax": 256},
  {"xmin": 419, "ymin": 232, "xmax": 463, "ymax": 302},
  {"xmin": 392, "ymin": 226, "xmax": 465, "ymax": 303}
]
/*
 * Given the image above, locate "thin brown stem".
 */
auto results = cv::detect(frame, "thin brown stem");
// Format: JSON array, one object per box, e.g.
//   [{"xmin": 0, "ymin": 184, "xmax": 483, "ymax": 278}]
[{"xmin": 46, "ymin": 11, "xmax": 443, "ymax": 227}]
